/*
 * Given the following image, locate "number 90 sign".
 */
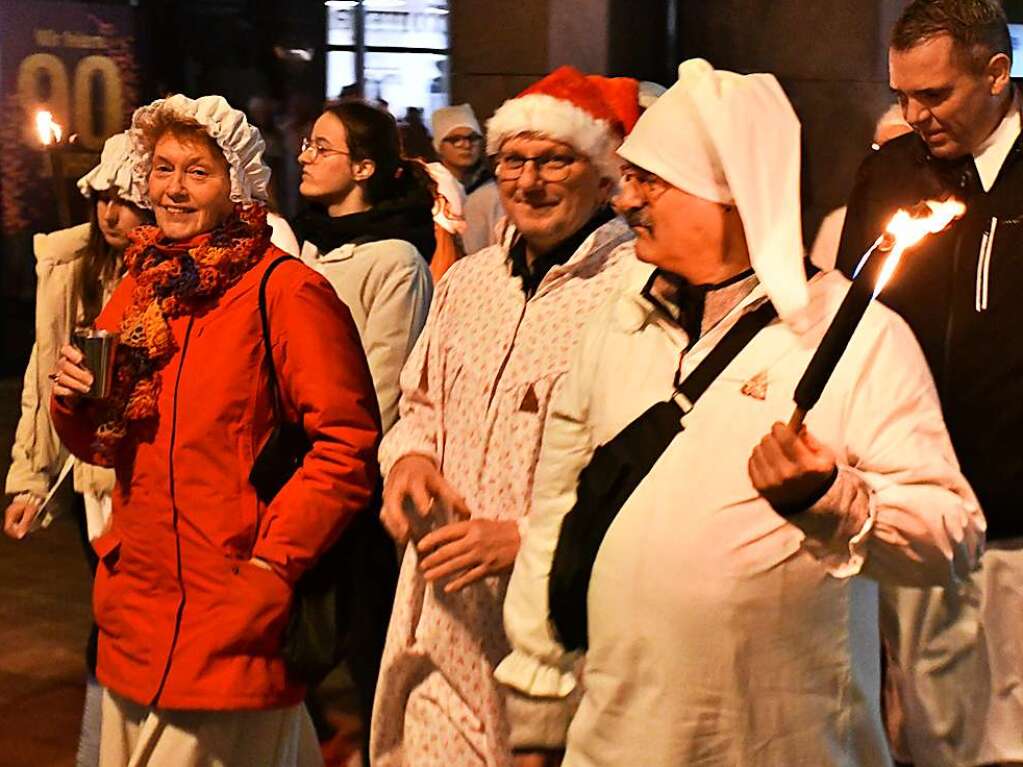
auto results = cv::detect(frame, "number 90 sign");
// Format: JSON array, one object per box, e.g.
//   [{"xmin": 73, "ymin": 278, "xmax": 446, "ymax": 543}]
[{"xmin": 17, "ymin": 52, "xmax": 124, "ymax": 151}]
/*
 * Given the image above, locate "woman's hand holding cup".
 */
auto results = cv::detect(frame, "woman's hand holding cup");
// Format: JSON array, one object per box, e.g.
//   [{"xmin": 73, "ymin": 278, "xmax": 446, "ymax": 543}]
[{"xmin": 52, "ymin": 343, "xmax": 95, "ymax": 402}]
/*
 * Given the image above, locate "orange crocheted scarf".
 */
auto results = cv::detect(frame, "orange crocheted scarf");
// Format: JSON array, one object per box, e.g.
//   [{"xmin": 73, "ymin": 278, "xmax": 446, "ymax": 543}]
[{"xmin": 93, "ymin": 203, "xmax": 272, "ymax": 461}]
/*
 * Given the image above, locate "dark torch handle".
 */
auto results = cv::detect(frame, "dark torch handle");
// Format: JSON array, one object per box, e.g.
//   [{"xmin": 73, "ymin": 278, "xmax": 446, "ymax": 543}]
[
  {"xmin": 791, "ymin": 276, "xmax": 874, "ymax": 420},
  {"xmin": 46, "ymin": 146, "xmax": 72, "ymax": 229}
]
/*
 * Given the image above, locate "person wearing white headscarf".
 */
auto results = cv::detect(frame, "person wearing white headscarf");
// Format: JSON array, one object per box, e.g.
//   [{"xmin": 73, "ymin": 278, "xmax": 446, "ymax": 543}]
[
  {"xmin": 5, "ymin": 132, "xmax": 151, "ymax": 540},
  {"xmin": 496, "ymin": 59, "xmax": 984, "ymax": 766},
  {"xmin": 431, "ymin": 103, "xmax": 487, "ymax": 193},
  {"xmin": 2, "ymin": 130, "xmax": 152, "ymax": 767},
  {"xmin": 431, "ymin": 103, "xmax": 506, "ymax": 255},
  {"xmin": 127, "ymin": 94, "xmax": 300, "ymax": 255}
]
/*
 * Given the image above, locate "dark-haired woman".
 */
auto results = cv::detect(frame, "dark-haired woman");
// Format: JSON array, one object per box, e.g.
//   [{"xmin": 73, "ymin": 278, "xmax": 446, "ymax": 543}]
[{"xmin": 296, "ymin": 100, "xmax": 435, "ymax": 433}]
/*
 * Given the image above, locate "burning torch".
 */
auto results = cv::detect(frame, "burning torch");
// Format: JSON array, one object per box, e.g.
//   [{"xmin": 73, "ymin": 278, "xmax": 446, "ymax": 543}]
[
  {"xmin": 789, "ymin": 198, "xmax": 967, "ymax": 430},
  {"xmin": 35, "ymin": 110, "xmax": 72, "ymax": 228}
]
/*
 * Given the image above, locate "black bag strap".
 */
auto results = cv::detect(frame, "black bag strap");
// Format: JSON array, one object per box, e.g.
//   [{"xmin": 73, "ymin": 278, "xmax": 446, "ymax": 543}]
[
  {"xmin": 258, "ymin": 255, "xmax": 296, "ymax": 421},
  {"xmin": 670, "ymin": 261, "xmax": 818, "ymax": 412},
  {"xmin": 548, "ymin": 296, "xmax": 780, "ymax": 652},
  {"xmin": 671, "ymin": 297, "xmax": 779, "ymax": 414}
]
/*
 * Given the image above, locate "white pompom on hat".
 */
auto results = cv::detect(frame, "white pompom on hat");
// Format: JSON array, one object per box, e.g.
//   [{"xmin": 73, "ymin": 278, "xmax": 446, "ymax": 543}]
[
  {"xmin": 129, "ymin": 94, "xmax": 272, "ymax": 204},
  {"xmin": 77, "ymin": 132, "xmax": 149, "ymax": 208},
  {"xmin": 618, "ymin": 58, "xmax": 810, "ymax": 328},
  {"xmin": 431, "ymin": 104, "xmax": 482, "ymax": 151},
  {"xmin": 486, "ymin": 66, "xmax": 640, "ymax": 181},
  {"xmin": 426, "ymin": 161, "xmax": 468, "ymax": 235}
]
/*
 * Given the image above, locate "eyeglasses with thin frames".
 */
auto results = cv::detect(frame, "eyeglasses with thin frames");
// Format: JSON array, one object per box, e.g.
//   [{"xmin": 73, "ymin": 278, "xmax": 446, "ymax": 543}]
[
  {"xmin": 300, "ymin": 137, "xmax": 350, "ymax": 161},
  {"xmin": 496, "ymin": 152, "xmax": 579, "ymax": 183},
  {"xmin": 619, "ymin": 166, "xmax": 670, "ymax": 203},
  {"xmin": 442, "ymin": 133, "xmax": 482, "ymax": 148}
]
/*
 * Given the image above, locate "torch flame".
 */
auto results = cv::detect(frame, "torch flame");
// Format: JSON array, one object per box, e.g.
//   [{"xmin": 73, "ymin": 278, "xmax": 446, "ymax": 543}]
[
  {"xmin": 34, "ymin": 110, "xmax": 63, "ymax": 146},
  {"xmin": 872, "ymin": 198, "xmax": 966, "ymax": 298}
]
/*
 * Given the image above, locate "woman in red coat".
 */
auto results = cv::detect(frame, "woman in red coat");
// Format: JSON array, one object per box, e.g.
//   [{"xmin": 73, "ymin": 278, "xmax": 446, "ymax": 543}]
[{"xmin": 50, "ymin": 94, "xmax": 380, "ymax": 767}]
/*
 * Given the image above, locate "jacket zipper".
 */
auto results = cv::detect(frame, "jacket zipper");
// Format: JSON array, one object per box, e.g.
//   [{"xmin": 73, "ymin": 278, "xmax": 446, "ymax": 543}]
[
  {"xmin": 975, "ymin": 217, "xmax": 998, "ymax": 312},
  {"xmin": 152, "ymin": 315, "xmax": 195, "ymax": 705}
]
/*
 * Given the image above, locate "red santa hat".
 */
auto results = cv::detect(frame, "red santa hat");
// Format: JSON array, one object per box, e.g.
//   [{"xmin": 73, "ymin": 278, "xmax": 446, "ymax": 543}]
[{"xmin": 486, "ymin": 66, "xmax": 640, "ymax": 180}]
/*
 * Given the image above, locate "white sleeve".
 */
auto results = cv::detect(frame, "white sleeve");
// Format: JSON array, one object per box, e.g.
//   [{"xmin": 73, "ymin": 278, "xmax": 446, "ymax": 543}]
[
  {"xmin": 805, "ymin": 310, "xmax": 985, "ymax": 586},
  {"xmin": 496, "ymin": 317, "xmax": 604, "ymax": 700},
  {"xmin": 267, "ymin": 212, "xmax": 300, "ymax": 257},
  {"xmin": 5, "ymin": 343, "xmax": 57, "ymax": 498},
  {"xmin": 360, "ymin": 247, "xmax": 434, "ymax": 433}
]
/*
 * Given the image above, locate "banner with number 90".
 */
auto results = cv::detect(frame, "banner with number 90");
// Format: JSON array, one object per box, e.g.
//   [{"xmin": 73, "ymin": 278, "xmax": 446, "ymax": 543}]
[{"xmin": 0, "ymin": 2, "xmax": 140, "ymax": 235}]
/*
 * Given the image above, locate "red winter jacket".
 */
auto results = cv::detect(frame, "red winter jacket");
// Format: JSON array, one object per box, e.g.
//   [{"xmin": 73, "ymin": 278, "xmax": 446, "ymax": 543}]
[{"xmin": 51, "ymin": 247, "xmax": 381, "ymax": 710}]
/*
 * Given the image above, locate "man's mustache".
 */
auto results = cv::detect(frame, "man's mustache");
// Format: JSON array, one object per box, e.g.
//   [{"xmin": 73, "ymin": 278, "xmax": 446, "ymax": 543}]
[{"xmin": 624, "ymin": 210, "xmax": 653, "ymax": 229}]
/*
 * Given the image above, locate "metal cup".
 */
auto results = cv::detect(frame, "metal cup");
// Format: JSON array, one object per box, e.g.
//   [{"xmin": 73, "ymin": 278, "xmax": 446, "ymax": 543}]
[{"xmin": 71, "ymin": 328, "xmax": 119, "ymax": 399}]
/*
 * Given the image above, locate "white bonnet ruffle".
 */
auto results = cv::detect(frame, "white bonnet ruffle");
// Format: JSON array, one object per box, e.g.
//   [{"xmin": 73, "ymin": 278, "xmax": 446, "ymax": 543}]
[
  {"xmin": 129, "ymin": 94, "xmax": 271, "ymax": 203},
  {"xmin": 77, "ymin": 132, "xmax": 149, "ymax": 208}
]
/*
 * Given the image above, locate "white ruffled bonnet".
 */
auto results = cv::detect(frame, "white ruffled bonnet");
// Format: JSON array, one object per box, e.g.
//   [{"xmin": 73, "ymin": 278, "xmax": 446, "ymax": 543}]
[
  {"xmin": 77, "ymin": 132, "xmax": 149, "ymax": 208},
  {"xmin": 129, "ymin": 94, "xmax": 271, "ymax": 203}
]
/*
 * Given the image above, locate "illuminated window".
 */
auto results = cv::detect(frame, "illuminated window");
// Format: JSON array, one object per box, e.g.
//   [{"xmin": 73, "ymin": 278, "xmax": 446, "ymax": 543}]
[{"xmin": 325, "ymin": 0, "xmax": 449, "ymax": 119}]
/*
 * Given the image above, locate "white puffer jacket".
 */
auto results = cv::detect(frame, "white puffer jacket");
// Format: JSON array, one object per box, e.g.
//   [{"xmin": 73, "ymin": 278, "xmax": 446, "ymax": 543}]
[{"xmin": 300, "ymin": 237, "xmax": 432, "ymax": 432}]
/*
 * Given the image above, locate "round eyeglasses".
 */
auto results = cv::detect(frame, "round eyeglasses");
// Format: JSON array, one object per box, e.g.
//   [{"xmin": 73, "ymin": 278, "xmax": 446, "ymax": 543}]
[
  {"xmin": 619, "ymin": 166, "xmax": 671, "ymax": 202},
  {"xmin": 442, "ymin": 133, "xmax": 482, "ymax": 148},
  {"xmin": 496, "ymin": 152, "xmax": 579, "ymax": 183},
  {"xmin": 299, "ymin": 138, "xmax": 350, "ymax": 161}
]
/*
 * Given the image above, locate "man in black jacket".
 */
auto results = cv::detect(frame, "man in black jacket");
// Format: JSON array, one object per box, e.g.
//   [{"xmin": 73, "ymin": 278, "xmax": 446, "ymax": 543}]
[{"xmin": 836, "ymin": 1, "xmax": 1021, "ymax": 765}]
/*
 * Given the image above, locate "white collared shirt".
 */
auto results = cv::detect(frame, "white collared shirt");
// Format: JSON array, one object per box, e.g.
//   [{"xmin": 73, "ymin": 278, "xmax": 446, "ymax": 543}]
[{"xmin": 973, "ymin": 91, "xmax": 1022, "ymax": 192}]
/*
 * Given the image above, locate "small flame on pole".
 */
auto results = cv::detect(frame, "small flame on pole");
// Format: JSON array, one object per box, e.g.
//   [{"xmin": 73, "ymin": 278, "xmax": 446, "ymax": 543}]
[
  {"xmin": 33, "ymin": 109, "xmax": 72, "ymax": 227},
  {"xmin": 871, "ymin": 199, "xmax": 966, "ymax": 298},
  {"xmin": 787, "ymin": 198, "xmax": 966, "ymax": 434},
  {"xmin": 35, "ymin": 110, "xmax": 63, "ymax": 146}
]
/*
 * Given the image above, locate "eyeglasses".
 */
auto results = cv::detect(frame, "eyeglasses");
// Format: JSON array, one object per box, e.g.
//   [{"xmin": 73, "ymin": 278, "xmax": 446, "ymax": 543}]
[
  {"xmin": 442, "ymin": 133, "xmax": 482, "ymax": 148},
  {"xmin": 620, "ymin": 166, "xmax": 670, "ymax": 202},
  {"xmin": 300, "ymin": 137, "xmax": 350, "ymax": 161},
  {"xmin": 496, "ymin": 152, "xmax": 579, "ymax": 183}
]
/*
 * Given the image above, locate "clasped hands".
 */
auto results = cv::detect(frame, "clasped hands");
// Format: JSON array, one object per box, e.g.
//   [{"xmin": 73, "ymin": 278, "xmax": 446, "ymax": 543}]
[{"xmin": 380, "ymin": 455, "xmax": 520, "ymax": 593}]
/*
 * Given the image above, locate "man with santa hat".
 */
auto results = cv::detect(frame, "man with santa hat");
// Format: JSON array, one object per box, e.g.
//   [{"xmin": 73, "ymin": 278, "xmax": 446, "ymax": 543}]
[
  {"xmin": 370, "ymin": 67, "xmax": 641, "ymax": 767},
  {"xmin": 496, "ymin": 59, "xmax": 984, "ymax": 766}
]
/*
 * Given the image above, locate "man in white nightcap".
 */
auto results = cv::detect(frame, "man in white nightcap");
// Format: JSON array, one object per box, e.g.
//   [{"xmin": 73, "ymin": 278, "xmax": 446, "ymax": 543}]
[{"xmin": 496, "ymin": 59, "xmax": 984, "ymax": 766}]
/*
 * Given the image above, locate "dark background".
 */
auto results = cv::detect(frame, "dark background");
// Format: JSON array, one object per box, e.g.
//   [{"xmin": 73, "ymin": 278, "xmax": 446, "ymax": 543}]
[{"xmin": 4, "ymin": 0, "xmax": 1023, "ymax": 378}]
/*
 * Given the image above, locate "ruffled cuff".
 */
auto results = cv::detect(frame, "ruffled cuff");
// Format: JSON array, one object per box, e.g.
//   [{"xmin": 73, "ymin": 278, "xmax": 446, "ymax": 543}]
[
  {"xmin": 5, "ymin": 469, "xmax": 49, "ymax": 499},
  {"xmin": 494, "ymin": 650, "xmax": 578, "ymax": 699},
  {"xmin": 503, "ymin": 684, "xmax": 579, "ymax": 751},
  {"xmin": 790, "ymin": 464, "xmax": 876, "ymax": 578}
]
